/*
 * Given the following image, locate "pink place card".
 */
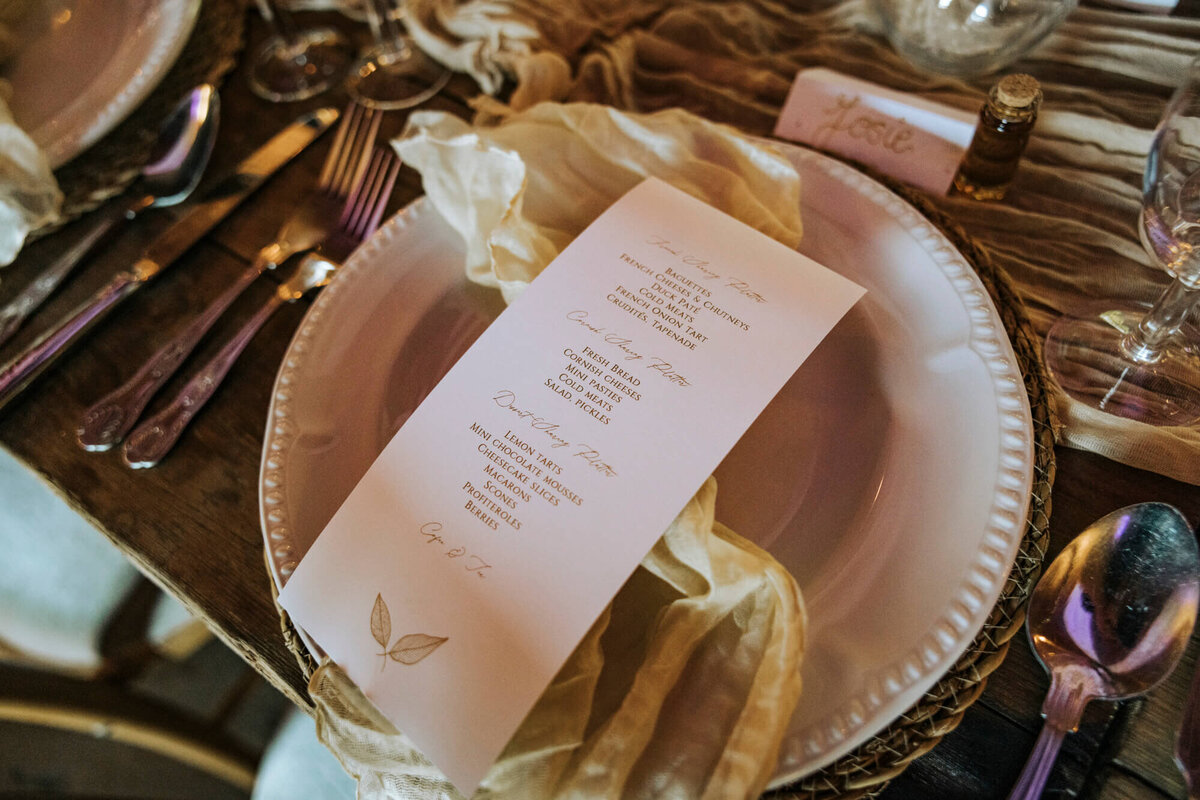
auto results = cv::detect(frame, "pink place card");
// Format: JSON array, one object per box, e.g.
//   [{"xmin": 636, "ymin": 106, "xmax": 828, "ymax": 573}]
[
  {"xmin": 774, "ymin": 68, "xmax": 977, "ymax": 194},
  {"xmin": 278, "ymin": 177, "xmax": 864, "ymax": 795}
]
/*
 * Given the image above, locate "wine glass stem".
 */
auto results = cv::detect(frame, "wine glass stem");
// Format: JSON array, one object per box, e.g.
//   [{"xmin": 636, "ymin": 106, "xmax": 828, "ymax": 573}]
[
  {"xmin": 1120, "ymin": 278, "xmax": 1200, "ymax": 364},
  {"xmin": 255, "ymin": 0, "xmax": 301, "ymax": 48},
  {"xmin": 363, "ymin": 0, "xmax": 410, "ymax": 60}
]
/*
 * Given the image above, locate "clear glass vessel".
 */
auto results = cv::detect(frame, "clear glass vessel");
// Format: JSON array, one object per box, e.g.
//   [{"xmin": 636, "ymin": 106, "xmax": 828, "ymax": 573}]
[
  {"xmin": 249, "ymin": 0, "xmax": 351, "ymax": 103},
  {"xmin": 1043, "ymin": 55, "xmax": 1200, "ymax": 426},
  {"xmin": 346, "ymin": 0, "xmax": 450, "ymax": 110},
  {"xmin": 872, "ymin": 0, "xmax": 1076, "ymax": 77}
]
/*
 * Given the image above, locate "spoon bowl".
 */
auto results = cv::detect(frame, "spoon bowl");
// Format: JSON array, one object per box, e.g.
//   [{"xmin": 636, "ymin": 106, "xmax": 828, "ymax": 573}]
[
  {"xmin": 0, "ymin": 84, "xmax": 221, "ymax": 349},
  {"xmin": 1008, "ymin": 503, "xmax": 1200, "ymax": 799},
  {"xmin": 135, "ymin": 84, "xmax": 221, "ymax": 210}
]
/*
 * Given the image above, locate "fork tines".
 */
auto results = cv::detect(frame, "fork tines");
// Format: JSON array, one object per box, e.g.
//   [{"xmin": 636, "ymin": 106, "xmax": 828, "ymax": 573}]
[
  {"xmin": 319, "ymin": 103, "xmax": 383, "ymax": 198},
  {"xmin": 337, "ymin": 147, "xmax": 402, "ymax": 248}
]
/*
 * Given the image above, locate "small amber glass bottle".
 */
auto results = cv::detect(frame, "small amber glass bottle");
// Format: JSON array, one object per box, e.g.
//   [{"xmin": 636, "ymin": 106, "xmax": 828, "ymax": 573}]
[{"xmin": 953, "ymin": 74, "xmax": 1042, "ymax": 201}]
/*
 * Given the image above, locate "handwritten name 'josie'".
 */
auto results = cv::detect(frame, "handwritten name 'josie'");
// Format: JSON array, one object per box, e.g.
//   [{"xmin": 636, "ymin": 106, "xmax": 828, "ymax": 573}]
[{"xmin": 815, "ymin": 94, "xmax": 915, "ymax": 155}]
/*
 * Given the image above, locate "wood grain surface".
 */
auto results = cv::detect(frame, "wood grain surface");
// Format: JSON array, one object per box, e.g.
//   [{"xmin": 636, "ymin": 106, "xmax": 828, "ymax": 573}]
[{"xmin": 2, "ymin": 8, "xmax": 1199, "ymax": 800}]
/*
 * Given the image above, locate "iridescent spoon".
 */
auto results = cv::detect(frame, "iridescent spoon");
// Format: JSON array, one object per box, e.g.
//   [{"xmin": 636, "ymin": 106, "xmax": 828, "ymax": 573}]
[
  {"xmin": 1008, "ymin": 503, "xmax": 1200, "ymax": 799},
  {"xmin": 0, "ymin": 85, "xmax": 219, "ymax": 348},
  {"xmin": 1176, "ymin": 659, "xmax": 1200, "ymax": 799}
]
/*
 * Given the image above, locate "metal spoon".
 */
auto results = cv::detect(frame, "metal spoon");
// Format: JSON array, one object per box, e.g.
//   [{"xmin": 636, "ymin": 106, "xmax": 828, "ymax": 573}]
[
  {"xmin": 1176, "ymin": 656, "xmax": 1200, "ymax": 799},
  {"xmin": 0, "ymin": 84, "xmax": 220, "ymax": 348},
  {"xmin": 1008, "ymin": 503, "xmax": 1200, "ymax": 800}
]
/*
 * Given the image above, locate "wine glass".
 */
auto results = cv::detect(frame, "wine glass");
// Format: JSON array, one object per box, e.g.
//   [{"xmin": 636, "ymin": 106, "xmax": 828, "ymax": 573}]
[
  {"xmin": 1043, "ymin": 56, "xmax": 1200, "ymax": 426},
  {"xmin": 871, "ymin": 0, "xmax": 1076, "ymax": 77},
  {"xmin": 347, "ymin": 0, "xmax": 451, "ymax": 110},
  {"xmin": 249, "ymin": 0, "xmax": 352, "ymax": 103}
]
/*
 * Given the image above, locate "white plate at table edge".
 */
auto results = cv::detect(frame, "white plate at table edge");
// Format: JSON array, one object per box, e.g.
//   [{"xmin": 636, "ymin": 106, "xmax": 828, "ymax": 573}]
[
  {"xmin": 259, "ymin": 143, "xmax": 1033, "ymax": 786},
  {"xmin": 4, "ymin": 0, "xmax": 200, "ymax": 168}
]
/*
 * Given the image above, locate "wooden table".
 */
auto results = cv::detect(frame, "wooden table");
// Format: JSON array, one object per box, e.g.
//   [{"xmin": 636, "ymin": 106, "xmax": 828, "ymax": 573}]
[{"xmin": 2, "ymin": 8, "xmax": 1198, "ymax": 800}]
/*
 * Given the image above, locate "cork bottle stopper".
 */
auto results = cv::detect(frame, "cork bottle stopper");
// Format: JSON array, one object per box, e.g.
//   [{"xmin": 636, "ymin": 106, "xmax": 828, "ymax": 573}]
[{"xmin": 995, "ymin": 74, "xmax": 1042, "ymax": 110}]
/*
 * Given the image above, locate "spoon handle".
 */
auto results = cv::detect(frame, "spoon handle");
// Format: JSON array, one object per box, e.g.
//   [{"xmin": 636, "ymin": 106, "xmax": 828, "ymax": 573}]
[
  {"xmin": 122, "ymin": 291, "xmax": 286, "ymax": 468},
  {"xmin": 1008, "ymin": 669, "xmax": 1093, "ymax": 800},
  {"xmin": 1006, "ymin": 722, "xmax": 1068, "ymax": 800},
  {"xmin": 77, "ymin": 256, "xmax": 269, "ymax": 451},
  {"xmin": 0, "ymin": 200, "xmax": 133, "ymax": 349},
  {"xmin": 1176, "ymin": 662, "xmax": 1200, "ymax": 799}
]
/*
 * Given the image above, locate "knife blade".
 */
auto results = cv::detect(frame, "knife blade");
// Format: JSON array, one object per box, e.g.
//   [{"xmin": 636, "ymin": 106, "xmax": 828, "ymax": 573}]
[{"xmin": 0, "ymin": 106, "xmax": 339, "ymax": 413}]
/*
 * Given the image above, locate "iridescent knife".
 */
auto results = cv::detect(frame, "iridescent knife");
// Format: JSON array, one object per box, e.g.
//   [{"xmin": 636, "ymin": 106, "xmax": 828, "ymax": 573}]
[{"xmin": 0, "ymin": 106, "xmax": 339, "ymax": 413}]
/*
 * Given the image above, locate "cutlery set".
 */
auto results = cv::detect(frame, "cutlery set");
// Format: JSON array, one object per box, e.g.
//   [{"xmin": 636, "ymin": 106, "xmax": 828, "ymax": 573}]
[
  {"xmin": 123, "ymin": 146, "xmax": 400, "ymax": 468},
  {"xmin": 78, "ymin": 102, "xmax": 387, "ymax": 460},
  {"xmin": 0, "ymin": 85, "xmax": 220, "ymax": 349},
  {"xmin": 0, "ymin": 89, "xmax": 399, "ymax": 467},
  {"xmin": 3, "ymin": 76, "xmax": 1199, "ymax": 799}
]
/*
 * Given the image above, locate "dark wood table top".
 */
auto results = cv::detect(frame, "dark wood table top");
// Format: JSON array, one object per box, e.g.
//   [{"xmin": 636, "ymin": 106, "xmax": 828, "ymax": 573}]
[{"xmin": 2, "ymin": 8, "xmax": 1198, "ymax": 800}]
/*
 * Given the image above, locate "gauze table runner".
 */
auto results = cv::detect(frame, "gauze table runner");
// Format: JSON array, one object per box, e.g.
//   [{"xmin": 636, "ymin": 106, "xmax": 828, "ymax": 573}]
[{"xmin": 406, "ymin": 0, "xmax": 1200, "ymax": 485}]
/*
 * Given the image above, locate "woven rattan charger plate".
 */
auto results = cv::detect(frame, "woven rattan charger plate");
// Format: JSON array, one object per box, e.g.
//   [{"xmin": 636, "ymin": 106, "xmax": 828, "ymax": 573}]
[
  {"xmin": 268, "ymin": 159, "xmax": 1055, "ymax": 798},
  {"xmin": 29, "ymin": 0, "xmax": 246, "ymax": 238},
  {"xmin": 770, "ymin": 177, "xmax": 1055, "ymax": 799}
]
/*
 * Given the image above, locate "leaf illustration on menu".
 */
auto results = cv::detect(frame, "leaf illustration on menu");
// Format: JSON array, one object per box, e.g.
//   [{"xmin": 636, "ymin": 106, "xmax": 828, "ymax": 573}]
[
  {"xmin": 371, "ymin": 594, "xmax": 447, "ymax": 670},
  {"xmin": 388, "ymin": 633, "xmax": 449, "ymax": 665},
  {"xmin": 370, "ymin": 594, "xmax": 391, "ymax": 649}
]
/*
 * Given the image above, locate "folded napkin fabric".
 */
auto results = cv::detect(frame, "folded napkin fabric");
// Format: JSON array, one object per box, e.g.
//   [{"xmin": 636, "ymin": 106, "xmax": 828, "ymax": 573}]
[
  {"xmin": 0, "ymin": 96, "xmax": 61, "ymax": 266},
  {"xmin": 391, "ymin": 101, "xmax": 804, "ymax": 303},
  {"xmin": 310, "ymin": 478, "xmax": 807, "ymax": 800}
]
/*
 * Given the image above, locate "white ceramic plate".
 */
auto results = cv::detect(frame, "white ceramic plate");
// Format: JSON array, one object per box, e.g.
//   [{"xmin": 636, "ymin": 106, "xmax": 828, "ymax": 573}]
[
  {"xmin": 259, "ymin": 144, "xmax": 1034, "ymax": 785},
  {"xmin": 3, "ymin": 0, "xmax": 200, "ymax": 168}
]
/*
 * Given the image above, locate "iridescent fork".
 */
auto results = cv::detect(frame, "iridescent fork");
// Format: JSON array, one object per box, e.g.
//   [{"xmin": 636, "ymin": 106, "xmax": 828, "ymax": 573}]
[
  {"xmin": 77, "ymin": 103, "xmax": 382, "ymax": 452},
  {"xmin": 121, "ymin": 147, "xmax": 402, "ymax": 469}
]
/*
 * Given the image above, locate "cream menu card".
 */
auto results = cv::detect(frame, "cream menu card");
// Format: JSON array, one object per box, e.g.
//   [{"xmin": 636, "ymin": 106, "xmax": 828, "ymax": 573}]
[{"xmin": 279, "ymin": 177, "xmax": 865, "ymax": 794}]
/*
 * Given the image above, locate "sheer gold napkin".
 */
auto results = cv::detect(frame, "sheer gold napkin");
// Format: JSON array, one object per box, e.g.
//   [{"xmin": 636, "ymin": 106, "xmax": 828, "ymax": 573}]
[
  {"xmin": 311, "ymin": 480, "xmax": 805, "ymax": 799},
  {"xmin": 306, "ymin": 102, "xmax": 811, "ymax": 799},
  {"xmin": 404, "ymin": 0, "xmax": 1200, "ymax": 485},
  {"xmin": 393, "ymin": 101, "xmax": 803, "ymax": 300}
]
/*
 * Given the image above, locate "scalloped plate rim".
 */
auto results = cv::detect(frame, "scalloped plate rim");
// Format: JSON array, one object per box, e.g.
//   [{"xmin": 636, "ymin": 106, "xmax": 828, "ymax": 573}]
[
  {"xmin": 259, "ymin": 143, "xmax": 1033, "ymax": 786},
  {"xmin": 4, "ymin": 0, "xmax": 201, "ymax": 168}
]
